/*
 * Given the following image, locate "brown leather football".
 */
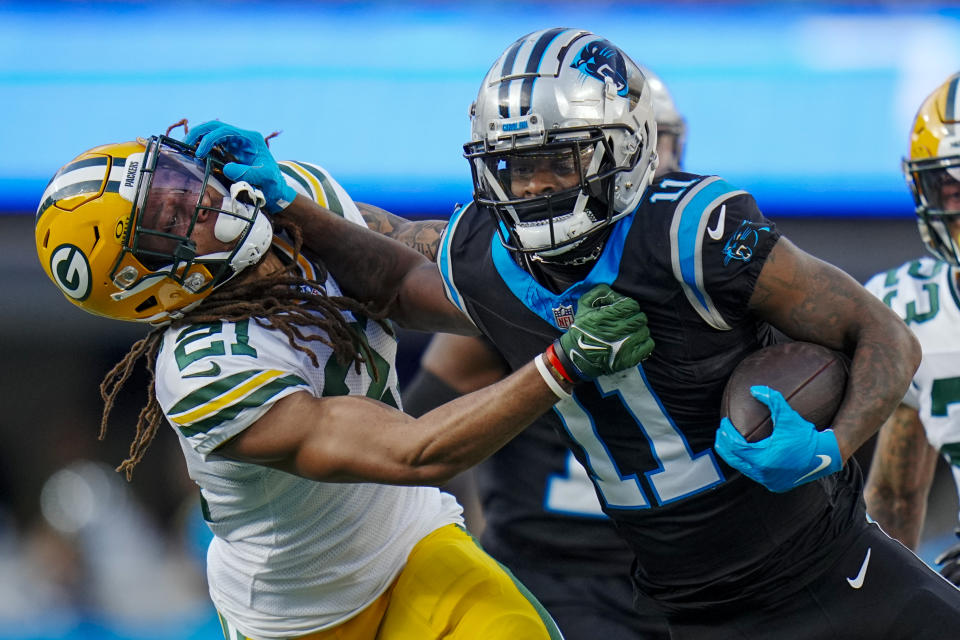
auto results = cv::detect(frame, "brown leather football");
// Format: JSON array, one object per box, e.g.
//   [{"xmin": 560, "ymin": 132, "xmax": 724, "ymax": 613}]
[{"xmin": 721, "ymin": 342, "xmax": 850, "ymax": 442}]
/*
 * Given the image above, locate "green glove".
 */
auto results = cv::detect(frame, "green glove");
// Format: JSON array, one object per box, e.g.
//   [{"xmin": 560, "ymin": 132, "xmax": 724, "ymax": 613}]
[{"xmin": 553, "ymin": 284, "xmax": 654, "ymax": 381}]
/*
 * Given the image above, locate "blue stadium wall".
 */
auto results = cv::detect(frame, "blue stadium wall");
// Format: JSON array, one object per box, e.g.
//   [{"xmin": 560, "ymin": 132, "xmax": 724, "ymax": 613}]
[{"xmin": 3, "ymin": 1, "xmax": 959, "ymax": 218}]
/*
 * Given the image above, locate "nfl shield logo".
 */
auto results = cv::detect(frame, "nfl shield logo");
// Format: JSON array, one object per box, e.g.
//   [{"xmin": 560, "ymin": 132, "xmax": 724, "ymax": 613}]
[{"xmin": 553, "ymin": 304, "xmax": 575, "ymax": 329}]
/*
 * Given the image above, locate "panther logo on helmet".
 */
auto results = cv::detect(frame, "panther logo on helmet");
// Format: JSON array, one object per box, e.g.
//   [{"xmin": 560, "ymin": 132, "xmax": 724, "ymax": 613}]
[{"xmin": 570, "ymin": 40, "xmax": 629, "ymax": 97}]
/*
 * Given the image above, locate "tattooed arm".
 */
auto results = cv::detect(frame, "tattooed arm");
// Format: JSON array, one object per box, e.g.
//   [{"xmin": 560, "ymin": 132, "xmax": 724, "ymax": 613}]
[
  {"xmin": 356, "ymin": 202, "xmax": 448, "ymax": 262},
  {"xmin": 276, "ymin": 196, "xmax": 475, "ymax": 334},
  {"xmin": 863, "ymin": 404, "xmax": 939, "ymax": 549},
  {"xmin": 748, "ymin": 237, "xmax": 922, "ymax": 462}
]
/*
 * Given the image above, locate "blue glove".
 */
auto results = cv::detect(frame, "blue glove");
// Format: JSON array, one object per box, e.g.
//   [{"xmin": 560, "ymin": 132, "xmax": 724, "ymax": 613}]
[
  {"xmin": 184, "ymin": 121, "xmax": 296, "ymax": 213},
  {"xmin": 714, "ymin": 385, "xmax": 842, "ymax": 493}
]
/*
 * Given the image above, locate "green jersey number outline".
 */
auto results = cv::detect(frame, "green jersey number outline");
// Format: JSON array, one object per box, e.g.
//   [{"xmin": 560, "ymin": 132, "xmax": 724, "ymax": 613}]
[
  {"xmin": 173, "ymin": 320, "xmax": 257, "ymax": 371},
  {"xmin": 880, "ymin": 260, "xmax": 944, "ymax": 325}
]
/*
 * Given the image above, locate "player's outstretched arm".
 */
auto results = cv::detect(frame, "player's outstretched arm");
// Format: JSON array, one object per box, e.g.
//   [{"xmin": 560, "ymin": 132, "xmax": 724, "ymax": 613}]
[
  {"xmin": 185, "ymin": 120, "xmax": 469, "ymax": 333},
  {"xmin": 863, "ymin": 403, "xmax": 939, "ymax": 550},
  {"xmin": 280, "ymin": 195, "xmax": 470, "ymax": 333},
  {"xmin": 747, "ymin": 237, "xmax": 921, "ymax": 463},
  {"xmin": 215, "ymin": 285, "xmax": 654, "ymax": 486},
  {"xmin": 356, "ymin": 202, "xmax": 448, "ymax": 263}
]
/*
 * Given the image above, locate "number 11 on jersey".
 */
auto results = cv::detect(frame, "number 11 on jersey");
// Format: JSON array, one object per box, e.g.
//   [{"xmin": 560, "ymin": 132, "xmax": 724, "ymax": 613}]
[{"xmin": 551, "ymin": 367, "xmax": 724, "ymax": 510}]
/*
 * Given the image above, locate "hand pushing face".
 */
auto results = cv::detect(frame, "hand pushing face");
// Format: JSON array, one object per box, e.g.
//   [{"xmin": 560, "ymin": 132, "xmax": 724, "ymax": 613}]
[{"xmin": 136, "ymin": 152, "xmax": 230, "ymax": 263}]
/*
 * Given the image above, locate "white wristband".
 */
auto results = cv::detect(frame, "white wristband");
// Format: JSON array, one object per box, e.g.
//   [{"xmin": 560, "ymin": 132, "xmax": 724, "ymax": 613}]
[{"xmin": 535, "ymin": 354, "xmax": 572, "ymax": 400}]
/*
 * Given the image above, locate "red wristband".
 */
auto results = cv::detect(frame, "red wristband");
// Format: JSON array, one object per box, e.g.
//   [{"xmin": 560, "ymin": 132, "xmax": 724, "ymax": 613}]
[{"xmin": 545, "ymin": 343, "xmax": 576, "ymax": 384}]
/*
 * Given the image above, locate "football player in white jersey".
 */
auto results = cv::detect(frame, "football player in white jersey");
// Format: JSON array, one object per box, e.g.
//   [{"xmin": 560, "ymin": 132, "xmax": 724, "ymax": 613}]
[
  {"xmin": 864, "ymin": 71, "xmax": 960, "ymax": 585},
  {"xmin": 34, "ymin": 127, "xmax": 654, "ymax": 640}
]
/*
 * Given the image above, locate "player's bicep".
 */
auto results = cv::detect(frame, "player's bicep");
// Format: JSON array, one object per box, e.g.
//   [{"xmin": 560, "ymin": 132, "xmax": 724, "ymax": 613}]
[
  {"xmin": 747, "ymin": 237, "xmax": 886, "ymax": 351},
  {"xmin": 864, "ymin": 403, "xmax": 938, "ymax": 549}
]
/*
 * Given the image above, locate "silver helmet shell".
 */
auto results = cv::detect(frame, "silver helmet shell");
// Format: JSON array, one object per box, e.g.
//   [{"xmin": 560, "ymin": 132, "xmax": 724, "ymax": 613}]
[{"xmin": 465, "ymin": 28, "xmax": 658, "ymax": 258}]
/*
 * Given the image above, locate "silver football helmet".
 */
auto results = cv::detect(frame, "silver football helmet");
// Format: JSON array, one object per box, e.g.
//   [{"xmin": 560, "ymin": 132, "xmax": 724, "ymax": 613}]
[{"xmin": 464, "ymin": 28, "xmax": 658, "ymax": 259}]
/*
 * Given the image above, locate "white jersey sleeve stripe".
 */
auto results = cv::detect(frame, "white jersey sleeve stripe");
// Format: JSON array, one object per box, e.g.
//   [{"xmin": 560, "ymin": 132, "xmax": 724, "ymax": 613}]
[
  {"xmin": 279, "ymin": 161, "xmax": 332, "ymax": 208},
  {"xmin": 169, "ymin": 369, "xmax": 307, "ymax": 434},
  {"xmin": 270, "ymin": 234, "xmax": 318, "ymax": 281},
  {"xmin": 280, "ymin": 160, "xmax": 366, "ymax": 227}
]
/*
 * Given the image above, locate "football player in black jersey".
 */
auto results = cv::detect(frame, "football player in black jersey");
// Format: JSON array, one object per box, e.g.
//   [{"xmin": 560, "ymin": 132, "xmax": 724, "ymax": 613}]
[
  {"xmin": 189, "ymin": 28, "xmax": 960, "ymax": 638},
  {"xmin": 400, "ymin": 65, "xmax": 686, "ymax": 640}
]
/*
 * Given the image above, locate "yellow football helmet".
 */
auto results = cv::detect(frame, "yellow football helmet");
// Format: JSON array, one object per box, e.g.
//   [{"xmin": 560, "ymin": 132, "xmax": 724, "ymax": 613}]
[
  {"xmin": 35, "ymin": 135, "xmax": 273, "ymax": 323},
  {"xmin": 904, "ymin": 72, "xmax": 960, "ymax": 266}
]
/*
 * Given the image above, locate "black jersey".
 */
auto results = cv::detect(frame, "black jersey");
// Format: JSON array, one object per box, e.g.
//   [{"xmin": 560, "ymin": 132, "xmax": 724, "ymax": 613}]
[
  {"xmin": 437, "ymin": 173, "xmax": 866, "ymax": 611},
  {"xmin": 474, "ymin": 391, "xmax": 635, "ymax": 574}
]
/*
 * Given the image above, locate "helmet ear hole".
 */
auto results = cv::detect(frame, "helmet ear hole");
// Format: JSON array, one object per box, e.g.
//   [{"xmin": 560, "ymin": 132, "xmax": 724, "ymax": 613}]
[{"xmin": 134, "ymin": 296, "xmax": 158, "ymax": 314}]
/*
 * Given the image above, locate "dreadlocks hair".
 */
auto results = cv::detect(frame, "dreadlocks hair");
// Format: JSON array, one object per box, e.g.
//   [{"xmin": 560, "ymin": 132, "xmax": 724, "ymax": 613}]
[{"xmin": 99, "ymin": 216, "xmax": 390, "ymax": 480}]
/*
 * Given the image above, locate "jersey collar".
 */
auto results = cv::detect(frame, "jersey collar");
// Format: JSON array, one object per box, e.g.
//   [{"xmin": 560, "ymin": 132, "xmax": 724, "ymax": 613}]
[{"xmin": 490, "ymin": 206, "xmax": 637, "ymax": 330}]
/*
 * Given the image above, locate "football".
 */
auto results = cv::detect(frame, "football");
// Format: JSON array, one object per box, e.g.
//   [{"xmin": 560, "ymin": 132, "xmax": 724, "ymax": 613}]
[{"xmin": 720, "ymin": 341, "xmax": 850, "ymax": 442}]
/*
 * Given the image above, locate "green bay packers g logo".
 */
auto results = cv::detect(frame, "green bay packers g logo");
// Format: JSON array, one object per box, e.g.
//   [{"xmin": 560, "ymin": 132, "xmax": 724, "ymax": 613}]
[{"xmin": 50, "ymin": 244, "xmax": 92, "ymax": 301}]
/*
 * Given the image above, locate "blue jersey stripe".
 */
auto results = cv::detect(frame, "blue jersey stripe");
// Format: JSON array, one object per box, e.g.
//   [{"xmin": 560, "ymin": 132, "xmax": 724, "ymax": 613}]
[
  {"xmin": 490, "ymin": 207, "xmax": 637, "ymax": 329},
  {"xmin": 676, "ymin": 179, "xmax": 736, "ymax": 306},
  {"xmin": 438, "ymin": 203, "xmax": 469, "ymax": 313},
  {"xmin": 671, "ymin": 177, "xmax": 746, "ymax": 330}
]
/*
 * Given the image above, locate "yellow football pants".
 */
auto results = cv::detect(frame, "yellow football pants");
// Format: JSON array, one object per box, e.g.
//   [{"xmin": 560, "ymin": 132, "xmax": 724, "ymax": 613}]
[{"xmin": 219, "ymin": 523, "xmax": 563, "ymax": 640}]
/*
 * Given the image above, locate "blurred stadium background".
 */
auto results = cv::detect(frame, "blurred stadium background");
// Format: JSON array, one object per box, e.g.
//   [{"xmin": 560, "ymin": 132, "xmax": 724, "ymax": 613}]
[{"xmin": 2, "ymin": 1, "xmax": 959, "ymax": 638}]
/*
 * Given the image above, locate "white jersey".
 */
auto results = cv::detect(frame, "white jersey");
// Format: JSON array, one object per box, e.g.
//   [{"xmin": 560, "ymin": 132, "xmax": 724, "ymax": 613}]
[
  {"xmin": 154, "ymin": 162, "xmax": 462, "ymax": 640},
  {"xmin": 865, "ymin": 257, "xmax": 960, "ymax": 516}
]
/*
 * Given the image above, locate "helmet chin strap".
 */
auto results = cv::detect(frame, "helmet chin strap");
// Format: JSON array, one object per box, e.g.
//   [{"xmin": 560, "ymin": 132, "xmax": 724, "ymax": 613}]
[
  {"xmin": 532, "ymin": 239, "xmax": 604, "ymax": 265},
  {"xmin": 214, "ymin": 181, "xmax": 274, "ymax": 273}
]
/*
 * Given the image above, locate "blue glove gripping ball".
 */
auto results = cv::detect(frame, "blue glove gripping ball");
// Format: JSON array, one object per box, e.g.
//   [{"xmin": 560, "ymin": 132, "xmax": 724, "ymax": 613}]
[{"xmin": 715, "ymin": 386, "xmax": 841, "ymax": 493}]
